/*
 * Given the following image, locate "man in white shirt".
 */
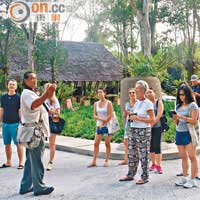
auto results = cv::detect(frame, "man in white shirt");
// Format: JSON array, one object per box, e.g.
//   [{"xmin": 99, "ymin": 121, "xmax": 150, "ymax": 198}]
[{"xmin": 19, "ymin": 71, "xmax": 56, "ymax": 196}]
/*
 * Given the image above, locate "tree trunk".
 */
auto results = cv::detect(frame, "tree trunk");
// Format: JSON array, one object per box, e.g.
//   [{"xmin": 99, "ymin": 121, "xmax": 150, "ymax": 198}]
[
  {"xmin": 122, "ymin": 21, "xmax": 128, "ymax": 58},
  {"xmin": 185, "ymin": 0, "xmax": 196, "ymax": 80},
  {"xmin": 28, "ymin": 41, "xmax": 35, "ymax": 72},
  {"xmin": 130, "ymin": 19, "xmax": 134, "ymax": 53},
  {"xmin": 150, "ymin": 0, "xmax": 158, "ymax": 54},
  {"xmin": 141, "ymin": 0, "xmax": 151, "ymax": 57},
  {"xmin": 51, "ymin": 23, "xmax": 58, "ymax": 82},
  {"xmin": 50, "ymin": 57, "xmax": 56, "ymax": 83},
  {"xmin": 130, "ymin": 0, "xmax": 151, "ymax": 57},
  {"xmin": 2, "ymin": 20, "xmax": 11, "ymax": 76},
  {"xmin": 21, "ymin": 22, "xmax": 37, "ymax": 72}
]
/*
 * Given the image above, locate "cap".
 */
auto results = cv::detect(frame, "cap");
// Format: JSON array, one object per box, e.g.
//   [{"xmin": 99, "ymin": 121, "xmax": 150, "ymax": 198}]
[{"xmin": 190, "ymin": 74, "xmax": 199, "ymax": 81}]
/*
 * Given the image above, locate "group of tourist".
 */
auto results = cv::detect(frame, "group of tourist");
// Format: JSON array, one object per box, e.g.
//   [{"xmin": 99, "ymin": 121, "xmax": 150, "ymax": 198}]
[
  {"xmin": 0, "ymin": 71, "xmax": 200, "ymax": 196},
  {"xmin": 88, "ymin": 75, "xmax": 200, "ymax": 189}
]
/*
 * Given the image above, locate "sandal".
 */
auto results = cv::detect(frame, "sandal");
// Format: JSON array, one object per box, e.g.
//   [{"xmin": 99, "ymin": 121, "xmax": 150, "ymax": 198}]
[
  {"xmin": 136, "ymin": 179, "xmax": 149, "ymax": 185},
  {"xmin": 119, "ymin": 176, "xmax": 134, "ymax": 181},
  {"xmin": 0, "ymin": 163, "xmax": 11, "ymax": 168},
  {"xmin": 118, "ymin": 160, "xmax": 128, "ymax": 165},
  {"xmin": 103, "ymin": 162, "xmax": 109, "ymax": 167},
  {"xmin": 87, "ymin": 163, "xmax": 97, "ymax": 168},
  {"xmin": 17, "ymin": 165, "xmax": 24, "ymax": 170}
]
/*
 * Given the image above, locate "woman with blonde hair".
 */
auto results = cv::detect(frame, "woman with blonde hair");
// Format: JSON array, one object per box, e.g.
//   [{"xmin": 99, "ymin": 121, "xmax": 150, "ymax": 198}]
[
  {"xmin": 119, "ymin": 88, "xmax": 137, "ymax": 165},
  {"xmin": 44, "ymin": 83, "xmax": 61, "ymax": 171},
  {"xmin": 120, "ymin": 80, "xmax": 155, "ymax": 184}
]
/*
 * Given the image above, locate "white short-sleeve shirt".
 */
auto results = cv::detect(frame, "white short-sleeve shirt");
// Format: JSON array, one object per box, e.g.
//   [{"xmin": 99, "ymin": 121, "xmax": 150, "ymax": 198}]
[
  {"xmin": 130, "ymin": 99, "xmax": 154, "ymax": 128},
  {"xmin": 21, "ymin": 89, "xmax": 50, "ymax": 136}
]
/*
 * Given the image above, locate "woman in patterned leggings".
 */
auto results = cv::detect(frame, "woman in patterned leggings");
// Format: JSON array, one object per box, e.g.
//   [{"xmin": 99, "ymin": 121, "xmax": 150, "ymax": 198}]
[{"xmin": 119, "ymin": 80, "xmax": 155, "ymax": 184}]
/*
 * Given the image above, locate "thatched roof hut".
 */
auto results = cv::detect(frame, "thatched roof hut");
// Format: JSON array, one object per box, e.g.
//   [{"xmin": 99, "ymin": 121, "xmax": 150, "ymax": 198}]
[{"xmin": 9, "ymin": 41, "xmax": 122, "ymax": 82}]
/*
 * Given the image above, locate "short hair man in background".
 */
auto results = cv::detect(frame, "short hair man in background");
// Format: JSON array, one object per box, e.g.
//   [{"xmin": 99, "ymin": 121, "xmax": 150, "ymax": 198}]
[
  {"xmin": 191, "ymin": 74, "xmax": 200, "ymax": 109},
  {"xmin": 0, "ymin": 79, "xmax": 24, "ymax": 169}
]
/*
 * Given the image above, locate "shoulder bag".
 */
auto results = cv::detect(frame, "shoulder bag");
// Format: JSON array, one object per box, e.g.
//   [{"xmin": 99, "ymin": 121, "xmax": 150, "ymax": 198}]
[
  {"xmin": 107, "ymin": 111, "xmax": 120, "ymax": 134},
  {"xmin": 17, "ymin": 122, "xmax": 44, "ymax": 149},
  {"xmin": 17, "ymin": 105, "xmax": 45, "ymax": 149},
  {"xmin": 187, "ymin": 103, "xmax": 200, "ymax": 147},
  {"xmin": 187, "ymin": 122, "xmax": 200, "ymax": 147}
]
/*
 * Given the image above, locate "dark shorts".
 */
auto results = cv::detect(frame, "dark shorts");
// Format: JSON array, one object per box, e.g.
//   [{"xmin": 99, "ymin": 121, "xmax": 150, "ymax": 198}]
[
  {"xmin": 175, "ymin": 131, "xmax": 191, "ymax": 146},
  {"xmin": 96, "ymin": 126, "xmax": 109, "ymax": 136}
]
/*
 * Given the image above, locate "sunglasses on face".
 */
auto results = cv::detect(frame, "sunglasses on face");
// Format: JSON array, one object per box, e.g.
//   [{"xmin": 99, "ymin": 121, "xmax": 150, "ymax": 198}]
[
  {"xmin": 129, "ymin": 91, "xmax": 135, "ymax": 94},
  {"xmin": 179, "ymin": 93, "xmax": 185, "ymax": 96}
]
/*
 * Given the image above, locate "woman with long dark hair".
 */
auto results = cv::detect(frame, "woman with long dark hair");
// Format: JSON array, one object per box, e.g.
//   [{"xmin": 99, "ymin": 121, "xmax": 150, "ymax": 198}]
[
  {"xmin": 87, "ymin": 88, "xmax": 113, "ymax": 167},
  {"xmin": 173, "ymin": 83, "xmax": 199, "ymax": 188}
]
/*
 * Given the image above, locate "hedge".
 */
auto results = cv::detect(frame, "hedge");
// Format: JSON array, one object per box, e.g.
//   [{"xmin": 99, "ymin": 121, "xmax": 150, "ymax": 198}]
[{"xmin": 61, "ymin": 101, "xmax": 176, "ymax": 143}]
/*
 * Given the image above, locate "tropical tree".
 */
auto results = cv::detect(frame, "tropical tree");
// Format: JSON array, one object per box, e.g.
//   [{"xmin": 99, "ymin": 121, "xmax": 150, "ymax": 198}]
[{"xmin": 34, "ymin": 24, "xmax": 68, "ymax": 82}]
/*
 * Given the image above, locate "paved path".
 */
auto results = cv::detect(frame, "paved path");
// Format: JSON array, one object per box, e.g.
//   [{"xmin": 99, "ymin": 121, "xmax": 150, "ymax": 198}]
[
  {"xmin": 0, "ymin": 130, "xmax": 200, "ymax": 160},
  {"xmin": 0, "ymin": 139, "xmax": 200, "ymax": 200},
  {"xmin": 45, "ymin": 135, "xmax": 200, "ymax": 160}
]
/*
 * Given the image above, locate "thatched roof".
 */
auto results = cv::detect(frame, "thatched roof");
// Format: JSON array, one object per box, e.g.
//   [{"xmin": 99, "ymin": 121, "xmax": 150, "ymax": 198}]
[{"xmin": 9, "ymin": 41, "xmax": 122, "ymax": 82}]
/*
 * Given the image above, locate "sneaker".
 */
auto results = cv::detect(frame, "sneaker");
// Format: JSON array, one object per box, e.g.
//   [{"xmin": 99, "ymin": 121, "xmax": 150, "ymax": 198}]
[
  {"xmin": 156, "ymin": 165, "xmax": 163, "ymax": 174},
  {"xmin": 175, "ymin": 177, "xmax": 188, "ymax": 186},
  {"xmin": 183, "ymin": 179, "xmax": 198, "ymax": 188},
  {"xmin": 150, "ymin": 164, "xmax": 156, "ymax": 171},
  {"xmin": 195, "ymin": 176, "xmax": 200, "ymax": 180},
  {"xmin": 46, "ymin": 162, "xmax": 53, "ymax": 171},
  {"xmin": 176, "ymin": 172, "xmax": 183, "ymax": 176}
]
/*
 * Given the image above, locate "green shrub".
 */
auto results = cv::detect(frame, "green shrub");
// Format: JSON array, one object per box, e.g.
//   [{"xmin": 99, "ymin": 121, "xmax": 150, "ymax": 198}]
[
  {"xmin": 61, "ymin": 101, "xmax": 176, "ymax": 143},
  {"xmin": 163, "ymin": 101, "xmax": 176, "ymax": 143},
  {"xmin": 57, "ymin": 81, "xmax": 75, "ymax": 104}
]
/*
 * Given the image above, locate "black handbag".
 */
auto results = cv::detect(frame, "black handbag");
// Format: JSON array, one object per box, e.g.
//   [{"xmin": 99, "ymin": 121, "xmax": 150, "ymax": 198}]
[{"xmin": 49, "ymin": 117, "xmax": 65, "ymax": 134}]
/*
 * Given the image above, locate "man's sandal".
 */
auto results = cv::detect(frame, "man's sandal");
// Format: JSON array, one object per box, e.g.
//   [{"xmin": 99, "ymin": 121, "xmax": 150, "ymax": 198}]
[
  {"xmin": 87, "ymin": 163, "xmax": 97, "ymax": 168},
  {"xmin": 136, "ymin": 179, "xmax": 149, "ymax": 185},
  {"xmin": 119, "ymin": 176, "xmax": 134, "ymax": 181},
  {"xmin": 118, "ymin": 160, "xmax": 128, "ymax": 165},
  {"xmin": 0, "ymin": 163, "xmax": 11, "ymax": 168}
]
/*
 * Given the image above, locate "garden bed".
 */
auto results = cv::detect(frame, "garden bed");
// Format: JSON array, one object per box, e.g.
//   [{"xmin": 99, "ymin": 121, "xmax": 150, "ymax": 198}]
[{"xmin": 61, "ymin": 101, "xmax": 176, "ymax": 143}]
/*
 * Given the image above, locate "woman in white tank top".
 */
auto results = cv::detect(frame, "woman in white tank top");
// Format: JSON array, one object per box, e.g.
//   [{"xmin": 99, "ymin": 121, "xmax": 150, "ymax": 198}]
[{"xmin": 87, "ymin": 88, "xmax": 113, "ymax": 167}]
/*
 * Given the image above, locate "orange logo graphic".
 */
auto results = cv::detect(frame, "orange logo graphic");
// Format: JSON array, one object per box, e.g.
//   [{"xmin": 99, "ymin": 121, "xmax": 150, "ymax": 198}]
[{"xmin": 8, "ymin": 1, "xmax": 30, "ymax": 23}]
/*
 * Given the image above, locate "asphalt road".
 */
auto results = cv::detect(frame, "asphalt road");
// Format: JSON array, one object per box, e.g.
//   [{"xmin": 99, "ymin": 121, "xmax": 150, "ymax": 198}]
[{"xmin": 0, "ymin": 140, "xmax": 200, "ymax": 200}]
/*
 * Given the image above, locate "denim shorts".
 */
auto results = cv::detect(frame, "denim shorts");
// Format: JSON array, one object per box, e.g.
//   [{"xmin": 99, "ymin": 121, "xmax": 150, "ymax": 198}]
[
  {"xmin": 175, "ymin": 131, "xmax": 191, "ymax": 146},
  {"xmin": 2, "ymin": 122, "xmax": 19, "ymax": 145},
  {"xmin": 96, "ymin": 126, "xmax": 109, "ymax": 136}
]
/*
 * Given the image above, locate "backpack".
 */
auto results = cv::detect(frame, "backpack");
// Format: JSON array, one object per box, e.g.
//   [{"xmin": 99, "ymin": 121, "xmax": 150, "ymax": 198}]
[{"xmin": 156, "ymin": 100, "xmax": 169, "ymax": 132}]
